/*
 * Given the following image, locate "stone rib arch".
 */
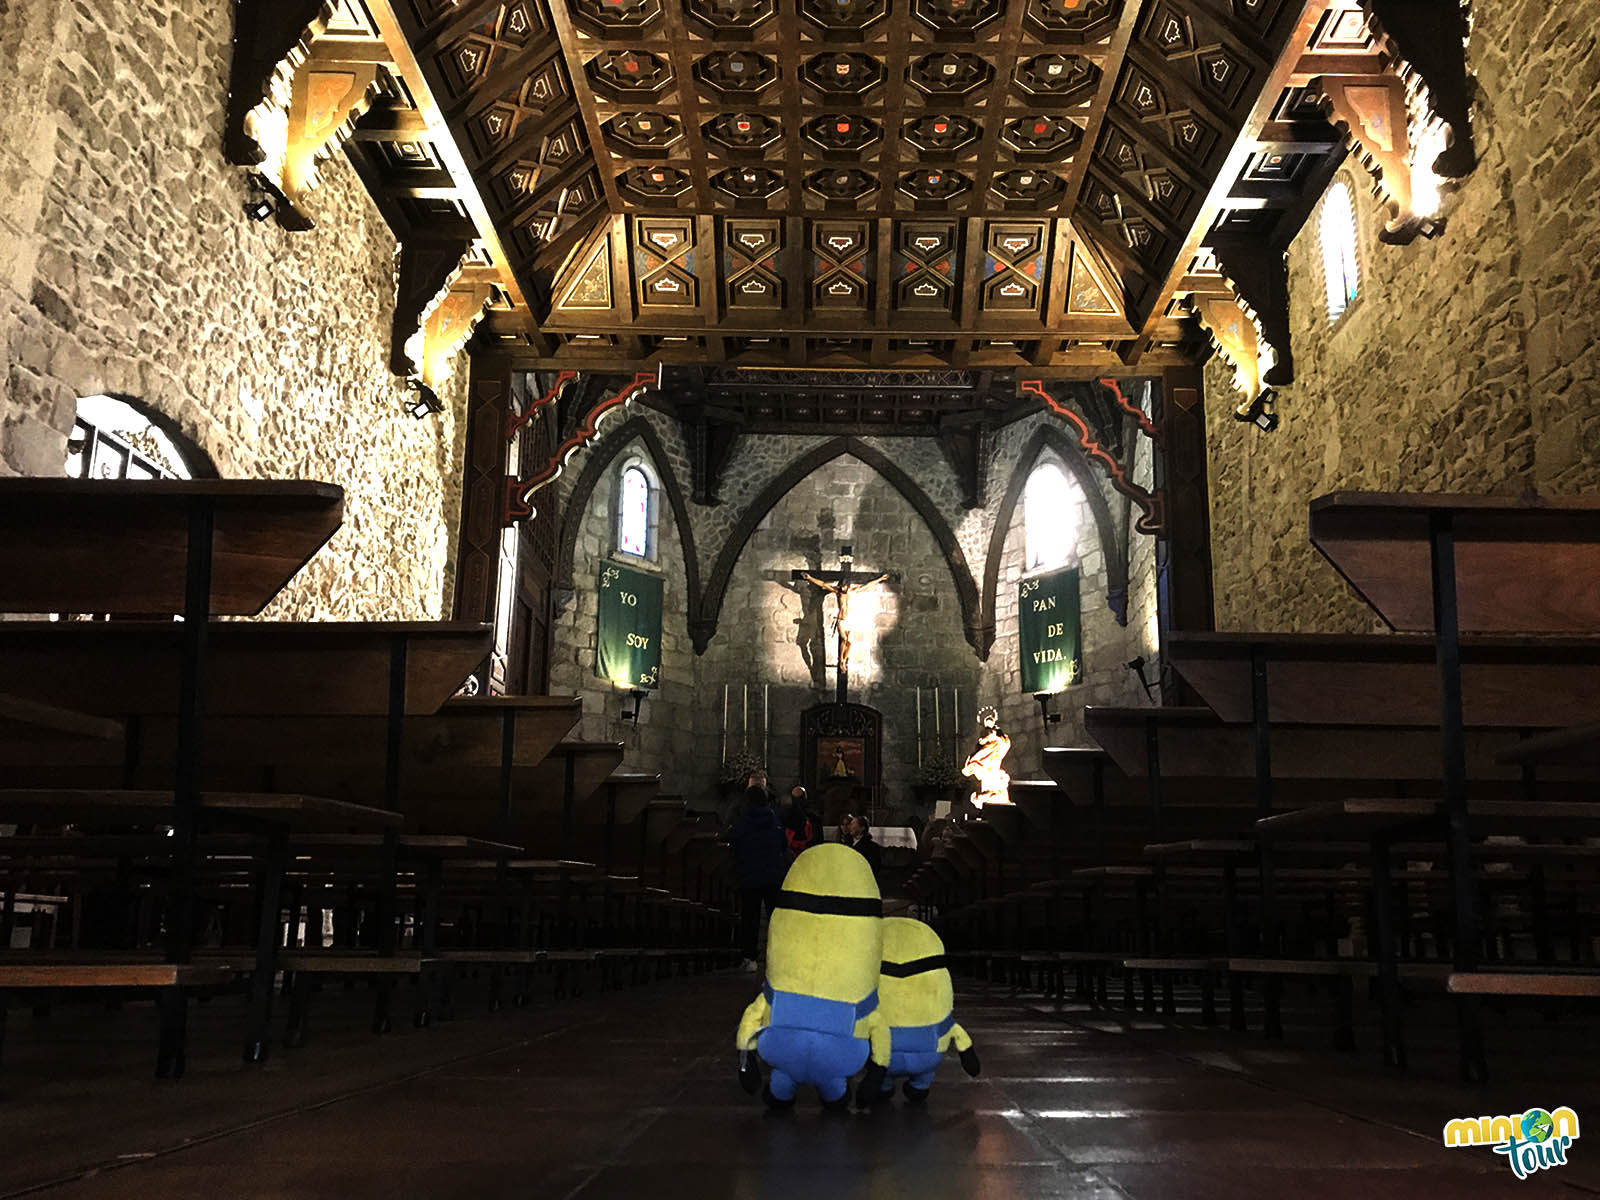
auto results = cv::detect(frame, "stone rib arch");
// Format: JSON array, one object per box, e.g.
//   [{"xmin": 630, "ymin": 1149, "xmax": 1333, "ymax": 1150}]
[
  {"xmin": 696, "ymin": 437, "xmax": 983, "ymax": 657},
  {"xmin": 555, "ymin": 415, "xmax": 701, "ymax": 624},
  {"xmin": 982, "ymin": 424, "xmax": 1129, "ymax": 653}
]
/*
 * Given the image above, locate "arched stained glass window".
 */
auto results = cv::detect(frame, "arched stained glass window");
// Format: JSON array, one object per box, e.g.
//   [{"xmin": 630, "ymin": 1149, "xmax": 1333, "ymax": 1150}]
[
  {"xmin": 1321, "ymin": 180, "xmax": 1360, "ymax": 321},
  {"xmin": 617, "ymin": 463, "xmax": 652, "ymax": 558},
  {"xmin": 1024, "ymin": 460, "xmax": 1077, "ymax": 572}
]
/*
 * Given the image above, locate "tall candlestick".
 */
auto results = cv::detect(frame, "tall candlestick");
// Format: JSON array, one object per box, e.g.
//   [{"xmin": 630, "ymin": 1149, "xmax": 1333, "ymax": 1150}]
[
  {"xmin": 763, "ymin": 684, "xmax": 770, "ymax": 767},
  {"xmin": 915, "ymin": 686, "xmax": 923, "ymax": 767},
  {"xmin": 742, "ymin": 683, "xmax": 749, "ymax": 754},
  {"xmin": 721, "ymin": 684, "xmax": 728, "ymax": 763},
  {"xmin": 933, "ymin": 688, "xmax": 940, "ymax": 747},
  {"xmin": 953, "ymin": 688, "xmax": 960, "ymax": 760}
]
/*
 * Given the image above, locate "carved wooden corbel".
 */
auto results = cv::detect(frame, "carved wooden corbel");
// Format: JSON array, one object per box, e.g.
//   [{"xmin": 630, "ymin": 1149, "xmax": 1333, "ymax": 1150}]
[
  {"xmin": 390, "ymin": 239, "xmax": 494, "ymax": 390},
  {"xmin": 1191, "ymin": 296, "xmax": 1265, "ymax": 416},
  {"xmin": 505, "ymin": 372, "xmax": 659, "ymax": 523},
  {"xmin": 1317, "ymin": 74, "xmax": 1437, "ymax": 245},
  {"xmin": 684, "ymin": 408, "xmax": 741, "ymax": 507},
  {"xmin": 1210, "ymin": 236, "xmax": 1294, "ymax": 386},
  {"xmin": 1361, "ymin": 0, "xmax": 1476, "ymax": 178},
  {"xmin": 936, "ymin": 417, "xmax": 988, "ymax": 510},
  {"xmin": 229, "ymin": 0, "xmax": 390, "ymax": 230}
]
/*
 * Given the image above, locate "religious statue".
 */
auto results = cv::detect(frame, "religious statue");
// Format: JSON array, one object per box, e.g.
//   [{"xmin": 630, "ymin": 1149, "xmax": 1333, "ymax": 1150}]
[
  {"xmin": 961, "ymin": 706, "xmax": 1012, "ymax": 809},
  {"xmin": 793, "ymin": 545, "xmax": 892, "ymax": 705}
]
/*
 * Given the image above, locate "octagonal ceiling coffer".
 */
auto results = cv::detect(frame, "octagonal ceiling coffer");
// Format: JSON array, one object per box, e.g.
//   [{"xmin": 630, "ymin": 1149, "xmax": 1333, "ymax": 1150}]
[
  {"xmin": 586, "ymin": 50, "xmax": 674, "ymax": 100},
  {"xmin": 694, "ymin": 50, "xmax": 780, "ymax": 97},
  {"xmin": 802, "ymin": 53, "xmax": 887, "ymax": 98},
  {"xmin": 901, "ymin": 114, "xmax": 981, "ymax": 155}
]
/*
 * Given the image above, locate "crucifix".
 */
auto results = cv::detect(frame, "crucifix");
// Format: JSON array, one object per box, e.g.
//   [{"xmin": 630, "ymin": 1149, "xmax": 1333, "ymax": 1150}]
[{"xmin": 792, "ymin": 544, "xmax": 895, "ymax": 705}]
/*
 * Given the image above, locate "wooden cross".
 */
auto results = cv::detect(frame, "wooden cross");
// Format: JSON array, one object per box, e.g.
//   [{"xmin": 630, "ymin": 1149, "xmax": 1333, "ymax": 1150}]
[{"xmin": 791, "ymin": 544, "xmax": 895, "ymax": 705}]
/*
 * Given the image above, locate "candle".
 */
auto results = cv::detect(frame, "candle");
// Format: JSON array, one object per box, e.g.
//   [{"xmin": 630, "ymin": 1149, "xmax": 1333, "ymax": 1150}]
[
  {"xmin": 721, "ymin": 683, "xmax": 728, "ymax": 763},
  {"xmin": 763, "ymin": 683, "xmax": 770, "ymax": 767},
  {"xmin": 915, "ymin": 686, "xmax": 923, "ymax": 767},
  {"xmin": 934, "ymin": 688, "xmax": 940, "ymax": 745},
  {"xmin": 953, "ymin": 688, "xmax": 960, "ymax": 754}
]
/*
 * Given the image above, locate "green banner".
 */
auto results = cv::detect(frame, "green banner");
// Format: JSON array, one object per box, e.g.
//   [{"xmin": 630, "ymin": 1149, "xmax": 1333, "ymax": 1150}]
[
  {"xmin": 596, "ymin": 563, "xmax": 662, "ymax": 690},
  {"xmin": 1019, "ymin": 567, "xmax": 1082, "ymax": 694}
]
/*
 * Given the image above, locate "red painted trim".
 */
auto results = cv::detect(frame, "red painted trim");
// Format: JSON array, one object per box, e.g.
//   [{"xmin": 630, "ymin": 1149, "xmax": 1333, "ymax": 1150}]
[
  {"xmin": 1020, "ymin": 378, "xmax": 1165, "ymax": 537},
  {"xmin": 505, "ymin": 371, "xmax": 658, "ymax": 523}
]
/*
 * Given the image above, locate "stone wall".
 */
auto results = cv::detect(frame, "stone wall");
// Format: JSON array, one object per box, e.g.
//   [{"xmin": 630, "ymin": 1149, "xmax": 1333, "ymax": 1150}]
[
  {"xmin": 548, "ymin": 395, "xmax": 1162, "ymax": 815},
  {"xmin": 1206, "ymin": 0, "xmax": 1600, "ymax": 634},
  {"xmin": 0, "ymin": 0, "xmax": 464, "ymax": 620},
  {"xmin": 549, "ymin": 433, "xmax": 699, "ymax": 795}
]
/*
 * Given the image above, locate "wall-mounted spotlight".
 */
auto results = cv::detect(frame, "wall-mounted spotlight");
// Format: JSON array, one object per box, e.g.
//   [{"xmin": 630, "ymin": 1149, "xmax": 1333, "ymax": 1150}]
[
  {"xmin": 1233, "ymin": 389, "xmax": 1279, "ymax": 433},
  {"xmin": 407, "ymin": 378, "xmax": 444, "ymax": 419},
  {"xmin": 243, "ymin": 173, "xmax": 277, "ymax": 222},
  {"xmin": 1034, "ymin": 692, "xmax": 1062, "ymax": 727}
]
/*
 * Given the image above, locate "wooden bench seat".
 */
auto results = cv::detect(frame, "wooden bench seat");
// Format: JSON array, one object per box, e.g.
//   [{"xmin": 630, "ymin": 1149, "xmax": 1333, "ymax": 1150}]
[{"xmin": 1446, "ymin": 971, "xmax": 1600, "ymax": 998}]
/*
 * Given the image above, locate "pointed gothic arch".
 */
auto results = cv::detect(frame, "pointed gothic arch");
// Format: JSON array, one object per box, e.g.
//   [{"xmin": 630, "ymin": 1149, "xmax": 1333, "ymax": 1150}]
[
  {"xmin": 982, "ymin": 423, "xmax": 1129, "ymax": 655},
  {"xmin": 694, "ymin": 438, "xmax": 983, "ymax": 657},
  {"xmin": 554, "ymin": 415, "xmax": 701, "ymax": 624}
]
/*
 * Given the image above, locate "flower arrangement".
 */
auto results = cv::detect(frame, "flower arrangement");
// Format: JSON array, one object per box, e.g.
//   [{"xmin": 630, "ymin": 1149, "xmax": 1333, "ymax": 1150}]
[
  {"xmin": 916, "ymin": 757, "xmax": 964, "ymax": 788},
  {"xmin": 719, "ymin": 749, "xmax": 769, "ymax": 786}
]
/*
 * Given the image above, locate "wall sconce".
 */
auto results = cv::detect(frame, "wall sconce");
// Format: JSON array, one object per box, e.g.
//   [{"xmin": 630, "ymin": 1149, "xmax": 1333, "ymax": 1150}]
[
  {"xmin": 621, "ymin": 688, "xmax": 648, "ymax": 724},
  {"xmin": 1126, "ymin": 655, "xmax": 1172, "ymax": 702},
  {"xmin": 1233, "ymin": 389, "xmax": 1279, "ymax": 432},
  {"xmin": 1034, "ymin": 692, "xmax": 1062, "ymax": 727},
  {"xmin": 407, "ymin": 378, "xmax": 443, "ymax": 419}
]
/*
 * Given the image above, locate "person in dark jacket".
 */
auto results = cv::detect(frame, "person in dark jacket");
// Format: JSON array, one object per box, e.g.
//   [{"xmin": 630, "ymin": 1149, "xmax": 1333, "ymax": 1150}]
[
  {"xmin": 782, "ymin": 786, "xmax": 818, "ymax": 858},
  {"xmin": 729, "ymin": 785, "xmax": 788, "ymax": 970},
  {"xmin": 847, "ymin": 815, "xmax": 883, "ymax": 876}
]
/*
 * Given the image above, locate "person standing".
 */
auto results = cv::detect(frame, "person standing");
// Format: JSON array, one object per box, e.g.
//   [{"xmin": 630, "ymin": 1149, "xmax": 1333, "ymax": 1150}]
[
  {"xmin": 729, "ymin": 782, "xmax": 787, "ymax": 972},
  {"xmin": 847, "ymin": 815, "xmax": 882, "ymax": 876},
  {"xmin": 783, "ymin": 786, "xmax": 818, "ymax": 858}
]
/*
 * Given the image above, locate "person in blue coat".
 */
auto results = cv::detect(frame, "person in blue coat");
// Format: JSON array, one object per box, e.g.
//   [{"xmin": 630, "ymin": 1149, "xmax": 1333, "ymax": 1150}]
[{"xmin": 728, "ymin": 783, "xmax": 788, "ymax": 971}]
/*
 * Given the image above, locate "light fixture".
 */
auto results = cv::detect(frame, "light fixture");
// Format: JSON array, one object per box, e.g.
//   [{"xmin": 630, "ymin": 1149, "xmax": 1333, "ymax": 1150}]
[
  {"xmin": 1034, "ymin": 692, "xmax": 1062, "ymax": 726},
  {"xmin": 1233, "ymin": 389, "xmax": 1279, "ymax": 432},
  {"xmin": 243, "ymin": 173, "xmax": 277, "ymax": 222},
  {"xmin": 1126, "ymin": 655, "xmax": 1171, "ymax": 701},
  {"xmin": 407, "ymin": 378, "xmax": 443, "ymax": 419},
  {"xmin": 621, "ymin": 688, "xmax": 648, "ymax": 724}
]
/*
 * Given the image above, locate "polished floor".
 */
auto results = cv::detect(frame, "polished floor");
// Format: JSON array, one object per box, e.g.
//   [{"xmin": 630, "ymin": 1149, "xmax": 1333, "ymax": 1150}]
[{"xmin": 2, "ymin": 970, "xmax": 1598, "ymax": 1199}]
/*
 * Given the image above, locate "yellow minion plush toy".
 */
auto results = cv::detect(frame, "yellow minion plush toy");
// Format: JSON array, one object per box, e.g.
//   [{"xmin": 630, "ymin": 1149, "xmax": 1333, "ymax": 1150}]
[
  {"xmin": 736, "ymin": 844, "xmax": 890, "ymax": 1109},
  {"xmin": 857, "ymin": 916, "xmax": 979, "ymax": 1105}
]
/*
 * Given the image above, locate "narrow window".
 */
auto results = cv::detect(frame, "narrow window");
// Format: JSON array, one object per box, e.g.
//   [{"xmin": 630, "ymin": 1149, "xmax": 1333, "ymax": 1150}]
[
  {"xmin": 617, "ymin": 464, "xmax": 652, "ymax": 558},
  {"xmin": 1321, "ymin": 181, "xmax": 1360, "ymax": 321},
  {"xmin": 1024, "ymin": 460, "xmax": 1076, "ymax": 572}
]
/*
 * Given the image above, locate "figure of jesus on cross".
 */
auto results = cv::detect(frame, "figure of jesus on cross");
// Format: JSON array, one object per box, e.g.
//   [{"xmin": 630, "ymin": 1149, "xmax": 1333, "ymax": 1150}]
[{"xmin": 792, "ymin": 544, "xmax": 894, "ymax": 704}]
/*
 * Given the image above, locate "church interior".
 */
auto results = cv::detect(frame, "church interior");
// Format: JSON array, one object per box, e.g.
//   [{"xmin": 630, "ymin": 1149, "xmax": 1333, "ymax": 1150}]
[{"xmin": 1, "ymin": 0, "xmax": 1598, "ymax": 1195}]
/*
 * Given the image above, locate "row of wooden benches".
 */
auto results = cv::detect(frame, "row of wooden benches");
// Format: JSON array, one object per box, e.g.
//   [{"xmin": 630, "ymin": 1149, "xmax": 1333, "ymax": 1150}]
[
  {"xmin": 0, "ymin": 478, "xmax": 738, "ymax": 1081},
  {"xmin": 909, "ymin": 493, "xmax": 1600, "ymax": 1083}
]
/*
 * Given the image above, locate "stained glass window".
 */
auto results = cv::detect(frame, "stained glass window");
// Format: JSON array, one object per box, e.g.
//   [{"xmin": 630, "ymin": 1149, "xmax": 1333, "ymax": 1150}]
[
  {"xmin": 618, "ymin": 464, "xmax": 651, "ymax": 557},
  {"xmin": 1024, "ymin": 460, "xmax": 1077, "ymax": 572},
  {"xmin": 1321, "ymin": 181, "xmax": 1360, "ymax": 321},
  {"xmin": 65, "ymin": 395, "xmax": 196, "ymax": 480}
]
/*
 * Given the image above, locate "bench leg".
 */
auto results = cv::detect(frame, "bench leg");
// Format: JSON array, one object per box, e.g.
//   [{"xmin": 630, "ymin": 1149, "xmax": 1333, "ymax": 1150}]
[
  {"xmin": 155, "ymin": 986, "xmax": 187, "ymax": 1080},
  {"xmin": 0, "ymin": 989, "xmax": 8, "ymax": 1074},
  {"xmin": 373, "ymin": 980, "xmax": 394, "ymax": 1035},
  {"xmin": 284, "ymin": 973, "xmax": 313, "ymax": 1048},
  {"xmin": 1160, "ymin": 976, "xmax": 1176, "ymax": 1017},
  {"xmin": 1334, "ymin": 975, "xmax": 1356, "ymax": 1053},
  {"xmin": 1122, "ymin": 968, "xmax": 1136, "ymax": 1011},
  {"xmin": 1141, "ymin": 970, "xmax": 1155, "ymax": 1014},
  {"xmin": 1200, "ymin": 974, "xmax": 1217, "ymax": 1026},
  {"xmin": 1456, "ymin": 995, "xmax": 1488, "ymax": 1083},
  {"xmin": 1263, "ymin": 977, "xmax": 1283, "ymax": 1040},
  {"xmin": 1228, "ymin": 975, "xmax": 1247, "ymax": 1032}
]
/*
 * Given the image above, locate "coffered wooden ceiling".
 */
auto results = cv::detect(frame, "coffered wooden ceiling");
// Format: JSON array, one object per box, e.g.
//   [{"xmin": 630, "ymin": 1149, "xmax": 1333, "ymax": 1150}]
[{"xmin": 228, "ymin": 0, "xmax": 1472, "ymax": 377}]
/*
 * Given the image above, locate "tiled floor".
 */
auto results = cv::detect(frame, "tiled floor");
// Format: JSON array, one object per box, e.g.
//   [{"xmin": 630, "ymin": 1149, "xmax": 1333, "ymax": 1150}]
[{"xmin": 3, "ymin": 973, "xmax": 1598, "ymax": 1198}]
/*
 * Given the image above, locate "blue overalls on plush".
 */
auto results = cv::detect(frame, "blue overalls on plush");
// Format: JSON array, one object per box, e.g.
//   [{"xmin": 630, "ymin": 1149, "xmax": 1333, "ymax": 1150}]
[
  {"xmin": 756, "ymin": 983, "xmax": 877, "ymax": 1104},
  {"xmin": 879, "ymin": 1013, "xmax": 955, "ymax": 1093}
]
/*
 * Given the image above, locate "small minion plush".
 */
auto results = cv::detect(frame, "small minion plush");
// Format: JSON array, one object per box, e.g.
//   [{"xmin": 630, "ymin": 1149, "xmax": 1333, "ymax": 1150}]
[
  {"xmin": 857, "ymin": 916, "xmax": 978, "ymax": 1105},
  {"xmin": 735, "ymin": 844, "xmax": 890, "ymax": 1109}
]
